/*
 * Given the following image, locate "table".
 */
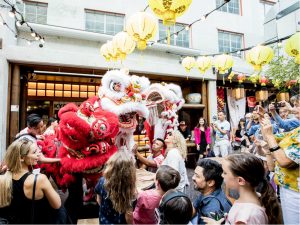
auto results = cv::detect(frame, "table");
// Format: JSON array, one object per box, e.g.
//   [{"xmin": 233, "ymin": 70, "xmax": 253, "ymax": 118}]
[{"xmin": 136, "ymin": 169, "xmax": 155, "ymax": 192}]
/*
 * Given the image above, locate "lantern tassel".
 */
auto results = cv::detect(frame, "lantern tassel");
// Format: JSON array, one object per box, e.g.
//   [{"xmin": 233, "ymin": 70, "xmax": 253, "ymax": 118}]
[{"xmin": 167, "ymin": 27, "xmax": 171, "ymax": 45}]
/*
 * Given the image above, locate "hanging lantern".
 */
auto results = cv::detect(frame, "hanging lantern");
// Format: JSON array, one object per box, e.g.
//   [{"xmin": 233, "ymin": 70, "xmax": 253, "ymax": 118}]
[
  {"xmin": 248, "ymin": 74, "xmax": 259, "ymax": 87},
  {"xmin": 100, "ymin": 43, "xmax": 111, "ymax": 61},
  {"xmin": 246, "ymin": 45, "xmax": 274, "ymax": 71},
  {"xmin": 126, "ymin": 12, "xmax": 158, "ymax": 50},
  {"xmin": 285, "ymin": 32, "xmax": 300, "ymax": 64},
  {"xmin": 182, "ymin": 56, "xmax": 195, "ymax": 72},
  {"xmin": 276, "ymin": 92, "xmax": 290, "ymax": 102},
  {"xmin": 228, "ymin": 71, "xmax": 234, "ymax": 83},
  {"xmin": 195, "ymin": 56, "xmax": 212, "ymax": 73},
  {"xmin": 233, "ymin": 84, "xmax": 245, "ymax": 100},
  {"xmin": 272, "ymin": 79, "xmax": 281, "ymax": 89},
  {"xmin": 148, "ymin": 0, "xmax": 192, "ymax": 26},
  {"xmin": 213, "ymin": 54, "xmax": 234, "ymax": 74},
  {"xmin": 112, "ymin": 32, "xmax": 136, "ymax": 60},
  {"xmin": 259, "ymin": 76, "xmax": 268, "ymax": 86},
  {"xmin": 255, "ymin": 88, "xmax": 268, "ymax": 102},
  {"xmin": 106, "ymin": 41, "xmax": 119, "ymax": 61},
  {"xmin": 237, "ymin": 74, "xmax": 246, "ymax": 84}
]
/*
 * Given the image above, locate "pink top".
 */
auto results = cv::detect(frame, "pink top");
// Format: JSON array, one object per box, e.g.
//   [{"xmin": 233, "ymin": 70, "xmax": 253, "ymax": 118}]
[
  {"xmin": 133, "ymin": 189, "xmax": 162, "ymax": 225},
  {"xmin": 226, "ymin": 203, "xmax": 268, "ymax": 225},
  {"xmin": 194, "ymin": 127, "xmax": 211, "ymax": 145}
]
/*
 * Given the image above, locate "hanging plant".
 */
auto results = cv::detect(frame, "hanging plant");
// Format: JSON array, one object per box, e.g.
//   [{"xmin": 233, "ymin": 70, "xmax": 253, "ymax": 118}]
[{"xmin": 265, "ymin": 45, "xmax": 300, "ymax": 92}]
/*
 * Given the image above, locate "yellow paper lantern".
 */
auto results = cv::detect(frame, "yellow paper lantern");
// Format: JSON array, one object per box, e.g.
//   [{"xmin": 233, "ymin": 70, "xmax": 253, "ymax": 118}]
[
  {"xmin": 106, "ymin": 41, "xmax": 119, "ymax": 62},
  {"xmin": 100, "ymin": 43, "xmax": 111, "ymax": 61},
  {"xmin": 246, "ymin": 45, "xmax": 274, "ymax": 71},
  {"xmin": 182, "ymin": 56, "xmax": 195, "ymax": 72},
  {"xmin": 126, "ymin": 12, "xmax": 158, "ymax": 50},
  {"xmin": 195, "ymin": 57, "xmax": 212, "ymax": 74},
  {"xmin": 112, "ymin": 32, "xmax": 136, "ymax": 60},
  {"xmin": 148, "ymin": 0, "xmax": 192, "ymax": 26},
  {"xmin": 285, "ymin": 32, "xmax": 300, "ymax": 64},
  {"xmin": 213, "ymin": 54, "xmax": 234, "ymax": 74}
]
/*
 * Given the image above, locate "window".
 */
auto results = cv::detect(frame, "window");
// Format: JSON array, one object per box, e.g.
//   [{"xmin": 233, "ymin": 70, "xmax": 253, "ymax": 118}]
[
  {"xmin": 85, "ymin": 10, "xmax": 124, "ymax": 35},
  {"xmin": 218, "ymin": 30, "xmax": 243, "ymax": 56},
  {"xmin": 216, "ymin": 0, "xmax": 240, "ymax": 15},
  {"xmin": 159, "ymin": 21, "xmax": 189, "ymax": 48},
  {"xmin": 16, "ymin": 1, "xmax": 47, "ymax": 24}
]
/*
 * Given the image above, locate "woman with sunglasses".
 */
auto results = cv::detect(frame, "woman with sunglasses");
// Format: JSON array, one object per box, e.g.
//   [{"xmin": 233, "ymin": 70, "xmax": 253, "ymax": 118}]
[{"xmin": 0, "ymin": 139, "xmax": 61, "ymax": 224}]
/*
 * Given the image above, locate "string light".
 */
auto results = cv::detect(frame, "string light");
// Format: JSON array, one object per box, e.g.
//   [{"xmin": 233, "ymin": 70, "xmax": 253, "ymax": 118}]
[
  {"xmin": 1, "ymin": 0, "xmax": 45, "ymax": 45},
  {"xmin": 8, "ymin": 7, "xmax": 15, "ymax": 17}
]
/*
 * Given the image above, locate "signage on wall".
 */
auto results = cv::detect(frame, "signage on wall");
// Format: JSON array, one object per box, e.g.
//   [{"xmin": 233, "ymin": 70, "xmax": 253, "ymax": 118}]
[
  {"xmin": 11, "ymin": 105, "xmax": 19, "ymax": 112},
  {"xmin": 53, "ymin": 101, "xmax": 82, "ymax": 110}
]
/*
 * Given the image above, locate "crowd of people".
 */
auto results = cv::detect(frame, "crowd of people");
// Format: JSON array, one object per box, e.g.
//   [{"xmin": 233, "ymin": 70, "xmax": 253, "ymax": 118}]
[{"xmin": 0, "ymin": 93, "xmax": 299, "ymax": 224}]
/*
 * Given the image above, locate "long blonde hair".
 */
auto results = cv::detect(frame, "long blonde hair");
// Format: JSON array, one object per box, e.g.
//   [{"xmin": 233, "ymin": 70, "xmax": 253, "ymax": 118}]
[
  {"xmin": 172, "ymin": 130, "xmax": 187, "ymax": 159},
  {"xmin": 103, "ymin": 150, "xmax": 136, "ymax": 213},
  {"xmin": 0, "ymin": 139, "xmax": 34, "ymax": 207}
]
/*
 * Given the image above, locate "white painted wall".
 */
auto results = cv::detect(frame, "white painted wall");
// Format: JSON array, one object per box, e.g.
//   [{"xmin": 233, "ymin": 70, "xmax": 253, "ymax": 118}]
[
  {"xmin": 264, "ymin": 0, "xmax": 300, "ymax": 41},
  {"xmin": 0, "ymin": 0, "xmax": 276, "ymax": 155}
]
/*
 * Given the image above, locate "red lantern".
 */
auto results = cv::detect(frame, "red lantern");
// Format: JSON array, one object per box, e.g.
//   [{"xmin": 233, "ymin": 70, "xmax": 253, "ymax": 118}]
[
  {"xmin": 260, "ymin": 76, "xmax": 268, "ymax": 86},
  {"xmin": 237, "ymin": 74, "xmax": 245, "ymax": 84}
]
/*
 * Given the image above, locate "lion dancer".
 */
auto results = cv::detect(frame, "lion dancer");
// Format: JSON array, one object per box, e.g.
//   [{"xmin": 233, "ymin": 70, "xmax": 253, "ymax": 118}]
[
  {"xmin": 89, "ymin": 69, "xmax": 150, "ymax": 156},
  {"xmin": 144, "ymin": 82, "xmax": 185, "ymax": 151}
]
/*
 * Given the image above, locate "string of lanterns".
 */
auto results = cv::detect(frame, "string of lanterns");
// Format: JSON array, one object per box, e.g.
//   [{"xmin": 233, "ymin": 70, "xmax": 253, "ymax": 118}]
[
  {"xmin": 100, "ymin": 0, "xmax": 231, "ymax": 62},
  {"xmin": 1, "ymin": 0, "xmax": 45, "ymax": 45},
  {"xmin": 181, "ymin": 32, "xmax": 299, "ymax": 101}
]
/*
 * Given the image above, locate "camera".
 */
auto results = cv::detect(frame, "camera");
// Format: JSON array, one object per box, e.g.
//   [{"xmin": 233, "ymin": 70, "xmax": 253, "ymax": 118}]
[
  {"xmin": 203, "ymin": 211, "xmax": 226, "ymax": 224},
  {"xmin": 274, "ymin": 102, "xmax": 285, "ymax": 109}
]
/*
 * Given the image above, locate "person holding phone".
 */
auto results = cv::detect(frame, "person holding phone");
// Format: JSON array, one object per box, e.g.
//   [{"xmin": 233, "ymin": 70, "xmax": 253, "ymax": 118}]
[
  {"xmin": 269, "ymin": 97, "xmax": 300, "ymax": 132},
  {"xmin": 212, "ymin": 111, "xmax": 231, "ymax": 157}
]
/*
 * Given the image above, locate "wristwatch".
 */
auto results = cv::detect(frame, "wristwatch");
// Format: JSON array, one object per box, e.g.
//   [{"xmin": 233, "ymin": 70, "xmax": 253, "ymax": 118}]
[{"xmin": 269, "ymin": 145, "xmax": 280, "ymax": 152}]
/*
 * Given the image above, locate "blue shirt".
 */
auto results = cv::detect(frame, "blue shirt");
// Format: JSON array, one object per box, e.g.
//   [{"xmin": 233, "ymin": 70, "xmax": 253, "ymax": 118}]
[
  {"xmin": 247, "ymin": 121, "xmax": 279, "ymax": 137},
  {"xmin": 193, "ymin": 188, "xmax": 232, "ymax": 225},
  {"xmin": 273, "ymin": 112, "xmax": 300, "ymax": 132},
  {"xmin": 94, "ymin": 177, "xmax": 127, "ymax": 224}
]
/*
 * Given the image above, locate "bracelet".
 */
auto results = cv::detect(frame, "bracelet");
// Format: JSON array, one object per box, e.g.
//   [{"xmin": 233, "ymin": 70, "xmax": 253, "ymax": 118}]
[{"xmin": 269, "ymin": 145, "xmax": 280, "ymax": 152}]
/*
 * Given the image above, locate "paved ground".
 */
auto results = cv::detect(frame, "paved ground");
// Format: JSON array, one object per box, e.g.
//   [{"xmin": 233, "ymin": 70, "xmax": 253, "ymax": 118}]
[{"xmin": 186, "ymin": 167, "xmax": 198, "ymax": 202}]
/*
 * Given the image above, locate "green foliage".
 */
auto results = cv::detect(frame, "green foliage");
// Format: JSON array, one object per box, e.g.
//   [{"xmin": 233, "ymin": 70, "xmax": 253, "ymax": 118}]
[{"xmin": 265, "ymin": 46, "xmax": 300, "ymax": 91}]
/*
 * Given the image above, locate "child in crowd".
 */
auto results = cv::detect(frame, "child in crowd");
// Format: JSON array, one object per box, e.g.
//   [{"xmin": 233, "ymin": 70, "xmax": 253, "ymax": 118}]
[
  {"xmin": 157, "ymin": 189, "xmax": 193, "ymax": 224},
  {"xmin": 202, "ymin": 153, "xmax": 282, "ymax": 225},
  {"xmin": 133, "ymin": 165, "xmax": 180, "ymax": 224},
  {"xmin": 95, "ymin": 150, "xmax": 136, "ymax": 224}
]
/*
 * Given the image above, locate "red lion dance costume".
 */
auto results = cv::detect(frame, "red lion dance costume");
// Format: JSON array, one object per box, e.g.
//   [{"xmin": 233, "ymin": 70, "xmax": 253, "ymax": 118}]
[{"xmin": 39, "ymin": 100, "xmax": 119, "ymax": 192}]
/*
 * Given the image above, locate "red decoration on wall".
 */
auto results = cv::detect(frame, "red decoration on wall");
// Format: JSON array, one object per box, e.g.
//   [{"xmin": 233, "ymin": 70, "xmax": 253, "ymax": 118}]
[{"xmin": 217, "ymin": 87, "xmax": 225, "ymax": 112}]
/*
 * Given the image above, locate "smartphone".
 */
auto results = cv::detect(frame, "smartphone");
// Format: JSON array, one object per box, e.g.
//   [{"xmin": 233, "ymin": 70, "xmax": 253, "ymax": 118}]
[{"xmin": 255, "ymin": 105, "xmax": 265, "ymax": 119}]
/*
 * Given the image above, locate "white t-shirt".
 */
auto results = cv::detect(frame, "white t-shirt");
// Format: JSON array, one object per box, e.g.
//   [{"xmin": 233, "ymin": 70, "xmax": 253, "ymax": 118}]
[
  {"xmin": 162, "ymin": 148, "xmax": 189, "ymax": 192},
  {"xmin": 215, "ymin": 120, "xmax": 230, "ymax": 141}
]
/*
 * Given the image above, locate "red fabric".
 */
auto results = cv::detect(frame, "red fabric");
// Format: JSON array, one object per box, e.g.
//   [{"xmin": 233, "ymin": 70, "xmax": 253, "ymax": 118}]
[
  {"xmin": 247, "ymin": 96, "xmax": 256, "ymax": 107},
  {"xmin": 217, "ymin": 88, "xmax": 225, "ymax": 112}
]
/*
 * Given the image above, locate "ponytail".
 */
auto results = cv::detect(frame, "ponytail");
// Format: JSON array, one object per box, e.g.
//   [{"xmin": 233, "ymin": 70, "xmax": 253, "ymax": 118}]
[
  {"xmin": 0, "ymin": 171, "xmax": 13, "ymax": 207},
  {"xmin": 258, "ymin": 179, "xmax": 283, "ymax": 224}
]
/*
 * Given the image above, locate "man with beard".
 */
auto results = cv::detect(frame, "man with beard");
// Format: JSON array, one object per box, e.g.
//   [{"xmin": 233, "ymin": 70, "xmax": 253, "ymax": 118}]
[{"xmin": 192, "ymin": 159, "xmax": 232, "ymax": 224}]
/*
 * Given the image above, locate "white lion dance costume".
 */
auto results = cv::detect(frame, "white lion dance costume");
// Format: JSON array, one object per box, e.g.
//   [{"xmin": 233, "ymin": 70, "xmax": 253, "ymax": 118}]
[
  {"xmin": 144, "ymin": 82, "xmax": 185, "ymax": 144},
  {"xmin": 90, "ymin": 69, "xmax": 150, "ymax": 154}
]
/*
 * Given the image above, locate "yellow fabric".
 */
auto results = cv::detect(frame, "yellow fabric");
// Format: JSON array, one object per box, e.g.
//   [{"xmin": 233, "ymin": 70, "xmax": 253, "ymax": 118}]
[{"xmin": 274, "ymin": 127, "xmax": 300, "ymax": 192}]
